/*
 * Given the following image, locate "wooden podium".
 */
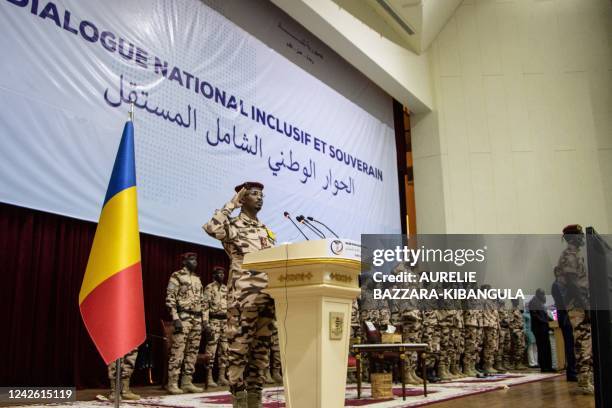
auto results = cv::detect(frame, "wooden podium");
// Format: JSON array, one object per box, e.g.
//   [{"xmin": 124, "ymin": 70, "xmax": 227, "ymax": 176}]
[{"xmin": 242, "ymin": 239, "xmax": 361, "ymax": 408}]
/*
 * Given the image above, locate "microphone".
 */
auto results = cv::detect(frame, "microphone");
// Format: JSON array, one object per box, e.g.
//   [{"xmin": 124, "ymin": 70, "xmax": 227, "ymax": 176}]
[
  {"xmin": 284, "ymin": 211, "xmax": 309, "ymax": 241},
  {"xmin": 307, "ymin": 216, "xmax": 339, "ymax": 238},
  {"xmin": 297, "ymin": 215, "xmax": 325, "ymax": 238}
]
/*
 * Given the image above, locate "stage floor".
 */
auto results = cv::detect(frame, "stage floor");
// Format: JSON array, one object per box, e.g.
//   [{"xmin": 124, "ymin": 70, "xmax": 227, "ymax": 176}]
[{"xmin": 5, "ymin": 372, "xmax": 594, "ymax": 407}]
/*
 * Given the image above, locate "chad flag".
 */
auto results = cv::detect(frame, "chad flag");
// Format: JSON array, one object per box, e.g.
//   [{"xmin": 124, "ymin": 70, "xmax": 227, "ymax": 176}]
[{"xmin": 79, "ymin": 120, "xmax": 146, "ymax": 364}]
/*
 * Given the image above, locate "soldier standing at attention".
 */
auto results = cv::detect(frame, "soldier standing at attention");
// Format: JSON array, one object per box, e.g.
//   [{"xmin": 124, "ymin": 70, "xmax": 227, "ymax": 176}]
[
  {"xmin": 203, "ymin": 265, "xmax": 229, "ymax": 387},
  {"xmin": 165, "ymin": 252, "xmax": 206, "ymax": 394},
  {"xmin": 107, "ymin": 348, "xmax": 140, "ymax": 400},
  {"xmin": 462, "ymin": 293, "xmax": 483, "ymax": 377},
  {"xmin": 556, "ymin": 224, "xmax": 593, "ymax": 395},
  {"xmin": 481, "ymin": 284, "xmax": 499, "ymax": 375},
  {"xmin": 203, "ymin": 182, "xmax": 276, "ymax": 408},
  {"xmin": 509, "ymin": 298, "xmax": 527, "ymax": 370}
]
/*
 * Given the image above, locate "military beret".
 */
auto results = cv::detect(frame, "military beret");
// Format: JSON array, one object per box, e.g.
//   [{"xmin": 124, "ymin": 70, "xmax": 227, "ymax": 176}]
[
  {"xmin": 212, "ymin": 265, "xmax": 226, "ymax": 273},
  {"xmin": 180, "ymin": 252, "xmax": 197, "ymax": 261},
  {"xmin": 562, "ymin": 224, "xmax": 583, "ymax": 235},
  {"xmin": 234, "ymin": 181, "xmax": 264, "ymax": 192}
]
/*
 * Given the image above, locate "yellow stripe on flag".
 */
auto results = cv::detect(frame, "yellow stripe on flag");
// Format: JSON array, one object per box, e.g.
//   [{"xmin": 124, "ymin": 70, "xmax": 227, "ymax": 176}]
[{"xmin": 79, "ymin": 187, "xmax": 140, "ymax": 304}]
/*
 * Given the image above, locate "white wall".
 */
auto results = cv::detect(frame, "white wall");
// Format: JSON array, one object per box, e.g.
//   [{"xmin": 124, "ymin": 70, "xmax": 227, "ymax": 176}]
[{"xmin": 413, "ymin": 0, "xmax": 612, "ymax": 234}]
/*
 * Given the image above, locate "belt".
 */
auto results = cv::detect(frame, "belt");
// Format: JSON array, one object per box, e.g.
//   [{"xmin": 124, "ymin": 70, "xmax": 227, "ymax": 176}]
[{"xmin": 210, "ymin": 313, "xmax": 227, "ymax": 320}]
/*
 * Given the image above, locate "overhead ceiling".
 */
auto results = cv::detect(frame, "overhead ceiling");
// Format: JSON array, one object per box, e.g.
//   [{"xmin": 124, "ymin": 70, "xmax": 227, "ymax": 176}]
[{"xmin": 333, "ymin": 0, "xmax": 463, "ymax": 54}]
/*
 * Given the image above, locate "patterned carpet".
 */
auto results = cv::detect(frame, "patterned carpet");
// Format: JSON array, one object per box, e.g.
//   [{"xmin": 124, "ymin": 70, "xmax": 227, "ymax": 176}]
[{"xmin": 16, "ymin": 372, "xmax": 561, "ymax": 407}]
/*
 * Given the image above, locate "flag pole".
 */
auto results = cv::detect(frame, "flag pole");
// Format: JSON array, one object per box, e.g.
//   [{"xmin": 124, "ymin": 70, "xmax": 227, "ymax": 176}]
[{"xmin": 114, "ymin": 357, "xmax": 122, "ymax": 407}]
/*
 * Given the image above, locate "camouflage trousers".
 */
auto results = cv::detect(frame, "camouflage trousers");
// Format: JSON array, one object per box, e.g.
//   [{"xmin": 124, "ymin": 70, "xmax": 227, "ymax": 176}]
[
  {"xmin": 568, "ymin": 310, "xmax": 592, "ymax": 380},
  {"xmin": 402, "ymin": 316, "xmax": 422, "ymax": 371},
  {"xmin": 360, "ymin": 309, "xmax": 391, "ymax": 328},
  {"xmin": 482, "ymin": 326, "xmax": 498, "ymax": 367},
  {"xmin": 422, "ymin": 312, "xmax": 440, "ymax": 368},
  {"xmin": 451, "ymin": 326, "xmax": 464, "ymax": 367},
  {"xmin": 495, "ymin": 326, "xmax": 511, "ymax": 365},
  {"xmin": 205, "ymin": 318, "xmax": 228, "ymax": 370},
  {"xmin": 438, "ymin": 323, "xmax": 453, "ymax": 366},
  {"xmin": 226, "ymin": 270, "xmax": 275, "ymax": 393},
  {"xmin": 108, "ymin": 347, "xmax": 138, "ymax": 381},
  {"xmin": 168, "ymin": 314, "xmax": 202, "ymax": 381},
  {"xmin": 509, "ymin": 326, "xmax": 525, "ymax": 365},
  {"xmin": 270, "ymin": 323, "xmax": 281, "ymax": 370},
  {"xmin": 463, "ymin": 326, "xmax": 482, "ymax": 365}
]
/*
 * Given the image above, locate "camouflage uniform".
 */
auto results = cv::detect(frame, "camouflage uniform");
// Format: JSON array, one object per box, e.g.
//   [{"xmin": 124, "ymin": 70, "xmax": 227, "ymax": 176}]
[
  {"xmin": 495, "ymin": 305, "xmax": 511, "ymax": 370},
  {"xmin": 450, "ymin": 310, "xmax": 465, "ymax": 375},
  {"xmin": 394, "ymin": 263, "xmax": 422, "ymax": 382},
  {"xmin": 203, "ymin": 201, "xmax": 275, "ymax": 393},
  {"xmin": 436, "ymin": 309, "xmax": 455, "ymax": 378},
  {"xmin": 463, "ymin": 306, "xmax": 483, "ymax": 375},
  {"xmin": 422, "ymin": 309, "xmax": 440, "ymax": 369},
  {"xmin": 203, "ymin": 280, "xmax": 228, "ymax": 375},
  {"xmin": 508, "ymin": 308, "xmax": 526, "ymax": 367},
  {"xmin": 481, "ymin": 299, "xmax": 499, "ymax": 372},
  {"xmin": 166, "ymin": 267, "xmax": 205, "ymax": 385},
  {"xmin": 557, "ymin": 244, "xmax": 592, "ymax": 390},
  {"xmin": 108, "ymin": 348, "xmax": 138, "ymax": 381}
]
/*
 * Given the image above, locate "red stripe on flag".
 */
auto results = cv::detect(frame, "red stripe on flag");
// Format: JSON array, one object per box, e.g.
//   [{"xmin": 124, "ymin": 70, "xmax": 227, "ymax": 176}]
[{"xmin": 79, "ymin": 262, "xmax": 146, "ymax": 364}]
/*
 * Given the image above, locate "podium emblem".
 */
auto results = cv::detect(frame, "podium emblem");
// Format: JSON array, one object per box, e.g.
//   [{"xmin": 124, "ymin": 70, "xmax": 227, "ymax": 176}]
[{"xmin": 329, "ymin": 312, "xmax": 344, "ymax": 340}]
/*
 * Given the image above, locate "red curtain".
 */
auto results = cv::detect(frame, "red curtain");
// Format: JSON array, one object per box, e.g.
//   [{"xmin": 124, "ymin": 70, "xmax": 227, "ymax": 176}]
[{"xmin": 0, "ymin": 202, "xmax": 228, "ymax": 388}]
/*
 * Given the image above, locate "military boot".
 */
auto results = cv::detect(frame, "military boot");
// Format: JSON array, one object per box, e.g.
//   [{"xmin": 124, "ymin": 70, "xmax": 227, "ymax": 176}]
[
  {"xmin": 271, "ymin": 368, "xmax": 283, "ymax": 384},
  {"xmin": 232, "ymin": 390, "xmax": 248, "ymax": 408},
  {"xmin": 449, "ymin": 363, "xmax": 463, "ymax": 378},
  {"xmin": 426, "ymin": 367, "xmax": 440, "ymax": 383},
  {"xmin": 514, "ymin": 361, "xmax": 528, "ymax": 370},
  {"xmin": 207, "ymin": 368, "xmax": 218, "ymax": 388},
  {"xmin": 437, "ymin": 364, "xmax": 453, "ymax": 381},
  {"xmin": 166, "ymin": 378, "xmax": 184, "ymax": 395},
  {"xmin": 265, "ymin": 370, "xmax": 274, "ymax": 384},
  {"xmin": 120, "ymin": 379, "xmax": 140, "ymax": 400},
  {"xmin": 406, "ymin": 367, "xmax": 422, "ymax": 384},
  {"xmin": 218, "ymin": 367, "xmax": 229, "ymax": 386},
  {"xmin": 246, "ymin": 389, "xmax": 263, "ymax": 408},
  {"xmin": 482, "ymin": 362, "xmax": 498, "ymax": 375},
  {"xmin": 493, "ymin": 361, "xmax": 507, "ymax": 373},
  {"xmin": 108, "ymin": 381, "xmax": 118, "ymax": 401},
  {"xmin": 463, "ymin": 362, "xmax": 478, "ymax": 377},
  {"xmin": 181, "ymin": 375, "xmax": 204, "ymax": 393},
  {"xmin": 576, "ymin": 373, "xmax": 594, "ymax": 395}
]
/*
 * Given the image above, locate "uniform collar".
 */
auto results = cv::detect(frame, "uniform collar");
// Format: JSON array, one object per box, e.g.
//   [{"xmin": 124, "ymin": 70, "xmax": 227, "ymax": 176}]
[{"xmin": 239, "ymin": 211, "xmax": 262, "ymax": 226}]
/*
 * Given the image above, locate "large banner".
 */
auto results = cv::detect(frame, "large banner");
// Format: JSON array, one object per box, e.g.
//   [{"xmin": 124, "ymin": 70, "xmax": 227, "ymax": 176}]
[{"xmin": 0, "ymin": 0, "xmax": 401, "ymax": 247}]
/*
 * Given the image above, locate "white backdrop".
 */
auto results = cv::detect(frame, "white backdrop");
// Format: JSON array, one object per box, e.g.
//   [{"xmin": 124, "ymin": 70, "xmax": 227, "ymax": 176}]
[{"xmin": 0, "ymin": 0, "xmax": 401, "ymax": 247}]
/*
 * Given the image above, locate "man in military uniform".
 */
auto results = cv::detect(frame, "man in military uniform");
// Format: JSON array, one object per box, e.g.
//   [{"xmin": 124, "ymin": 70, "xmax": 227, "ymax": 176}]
[
  {"xmin": 393, "ymin": 262, "xmax": 422, "ymax": 385},
  {"xmin": 203, "ymin": 182, "xmax": 276, "ymax": 408},
  {"xmin": 508, "ymin": 298, "xmax": 527, "ymax": 370},
  {"xmin": 436, "ymin": 308, "xmax": 456, "ymax": 380},
  {"xmin": 166, "ymin": 252, "xmax": 206, "ymax": 394},
  {"xmin": 481, "ymin": 284, "xmax": 499, "ymax": 375},
  {"xmin": 556, "ymin": 224, "xmax": 593, "ymax": 395},
  {"xmin": 203, "ymin": 265, "xmax": 229, "ymax": 387},
  {"xmin": 449, "ymin": 308, "xmax": 465, "ymax": 378},
  {"xmin": 462, "ymin": 291, "xmax": 483, "ymax": 377},
  {"xmin": 107, "ymin": 348, "xmax": 140, "ymax": 400},
  {"xmin": 494, "ymin": 300, "xmax": 511, "ymax": 373}
]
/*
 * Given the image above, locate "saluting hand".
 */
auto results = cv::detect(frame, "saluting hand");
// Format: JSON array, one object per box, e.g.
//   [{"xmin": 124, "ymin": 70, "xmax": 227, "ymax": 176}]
[{"xmin": 230, "ymin": 187, "xmax": 247, "ymax": 207}]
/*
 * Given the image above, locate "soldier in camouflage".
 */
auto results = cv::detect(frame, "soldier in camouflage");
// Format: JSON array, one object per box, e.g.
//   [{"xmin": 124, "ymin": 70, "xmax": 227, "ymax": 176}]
[
  {"xmin": 107, "ymin": 348, "xmax": 140, "ymax": 400},
  {"xmin": 392, "ymin": 263, "xmax": 422, "ymax": 385},
  {"xmin": 203, "ymin": 265, "xmax": 229, "ymax": 387},
  {"xmin": 557, "ymin": 224, "xmax": 593, "ymax": 395},
  {"xmin": 449, "ymin": 308, "xmax": 466, "ymax": 378},
  {"xmin": 436, "ymin": 308, "xmax": 456, "ymax": 380},
  {"xmin": 481, "ymin": 284, "xmax": 499, "ymax": 375},
  {"xmin": 509, "ymin": 298, "xmax": 527, "ymax": 370},
  {"xmin": 165, "ymin": 252, "xmax": 206, "ymax": 395},
  {"xmin": 203, "ymin": 182, "xmax": 276, "ymax": 408},
  {"xmin": 462, "ymin": 297, "xmax": 483, "ymax": 377},
  {"xmin": 494, "ymin": 301, "xmax": 511, "ymax": 373}
]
